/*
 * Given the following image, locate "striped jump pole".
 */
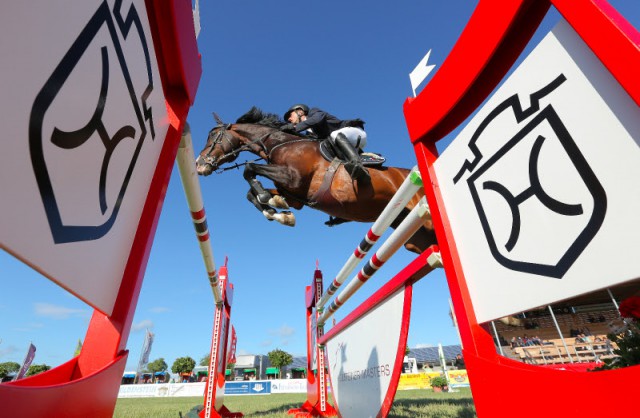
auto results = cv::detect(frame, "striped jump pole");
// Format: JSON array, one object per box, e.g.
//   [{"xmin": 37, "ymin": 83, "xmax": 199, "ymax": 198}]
[
  {"xmin": 177, "ymin": 123, "xmax": 223, "ymax": 306},
  {"xmin": 316, "ymin": 167, "xmax": 423, "ymax": 311},
  {"xmin": 316, "ymin": 196, "xmax": 431, "ymax": 326}
]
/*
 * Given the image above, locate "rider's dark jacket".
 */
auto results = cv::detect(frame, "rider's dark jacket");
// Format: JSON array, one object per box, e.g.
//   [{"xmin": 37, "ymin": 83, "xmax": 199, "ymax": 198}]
[{"xmin": 294, "ymin": 108, "xmax": 364, "ymax": 139}]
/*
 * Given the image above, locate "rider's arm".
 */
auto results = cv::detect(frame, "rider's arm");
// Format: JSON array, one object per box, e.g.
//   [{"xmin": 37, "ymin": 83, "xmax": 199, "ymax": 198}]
[{"xmin": 295, "ymin": 109, "xmax": 325, "ymax": 132}]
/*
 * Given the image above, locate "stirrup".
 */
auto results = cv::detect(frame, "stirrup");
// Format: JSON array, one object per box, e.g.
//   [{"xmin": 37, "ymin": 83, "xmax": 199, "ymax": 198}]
[{"xmin": 346, "ymin": 161, "xmax": 370, "ymax": 182}]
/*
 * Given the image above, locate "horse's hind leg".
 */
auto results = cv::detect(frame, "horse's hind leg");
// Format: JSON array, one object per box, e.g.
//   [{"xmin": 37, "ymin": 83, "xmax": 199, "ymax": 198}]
[
  {"xmin": 243, "ymin": 164, "xmax": 289, "ymax": 209},
  {"xmin": 246, "ymin": 190, "xmax": 295, "ymax": 227}
]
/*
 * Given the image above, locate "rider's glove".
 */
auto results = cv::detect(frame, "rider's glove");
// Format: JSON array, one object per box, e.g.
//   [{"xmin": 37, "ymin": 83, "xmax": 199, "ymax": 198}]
[{"xmin": 280, "ymin": 123, "xmax": 295, "ymax": 132}]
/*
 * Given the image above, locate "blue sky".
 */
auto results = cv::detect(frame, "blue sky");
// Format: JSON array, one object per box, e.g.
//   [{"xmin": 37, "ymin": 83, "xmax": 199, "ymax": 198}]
[{"xmin": 2, "ymin": 0, "xmax": 638, "ymax": 373}]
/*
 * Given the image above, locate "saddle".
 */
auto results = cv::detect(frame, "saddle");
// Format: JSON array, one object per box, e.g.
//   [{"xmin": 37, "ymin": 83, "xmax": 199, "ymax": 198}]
[
  {"xmin": 319, "ymin": 139, "xmax": 386, "ymax": 167},
  {"xmin": 315, "ymin": 139, "xmax": 385, "ymax": 228}
]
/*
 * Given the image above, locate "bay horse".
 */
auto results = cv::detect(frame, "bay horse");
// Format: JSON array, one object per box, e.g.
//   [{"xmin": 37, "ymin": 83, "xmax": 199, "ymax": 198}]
[{"xmin": 195, "ymin": 107, "xmax": 437, "ymax": 254}]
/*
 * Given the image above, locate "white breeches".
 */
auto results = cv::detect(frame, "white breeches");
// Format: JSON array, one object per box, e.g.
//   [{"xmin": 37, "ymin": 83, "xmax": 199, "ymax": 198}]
[{"xmin": 330, "ymin": 127, "xmax": 367, "ymax": 150}]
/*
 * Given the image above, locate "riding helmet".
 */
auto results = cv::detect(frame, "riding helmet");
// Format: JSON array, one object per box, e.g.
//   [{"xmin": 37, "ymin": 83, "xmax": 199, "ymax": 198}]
[{"xmin": 284, "ymin": 104, "xmax": 309, "ymax": 120}]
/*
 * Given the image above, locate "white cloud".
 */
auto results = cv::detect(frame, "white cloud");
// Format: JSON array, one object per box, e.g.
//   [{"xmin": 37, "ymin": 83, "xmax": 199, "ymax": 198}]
[
  {"xmin": 0, "ymin": 344, "xmax": 19, "ymax": 358},
  {"xmin": 268, "ymin": 324, "xmax": 295, "ymax": 338},
  {"xmin": 13, "ymin": 322, "xmax": 44, "ymax": 332},
  {"xmin": 149, "ymin": 307, "xmax": 170, "ymax": 313},
  {"xmin": 260, "ymin": 339, "xmax": 273, "ymax": 347},
  {"xmin": 414, "ymin": 343, "xmax": 434, "ymax": 348},
  {"xmin": 34, "ymin": 303, "xmax": 86, "ymax": 319},
  {"xmin": 131, "ymin": 319, "xmax": 154, "ymax": 332}
]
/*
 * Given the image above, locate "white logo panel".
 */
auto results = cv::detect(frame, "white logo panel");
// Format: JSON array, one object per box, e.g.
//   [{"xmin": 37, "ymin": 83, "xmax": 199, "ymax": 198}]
[
  {"xmin": 0, "ymin": 0, "xmax": 170, "ymax": 315},
  {"xmin": 434, "ymin": 20, "xmax": 640, "ymax": 322}
]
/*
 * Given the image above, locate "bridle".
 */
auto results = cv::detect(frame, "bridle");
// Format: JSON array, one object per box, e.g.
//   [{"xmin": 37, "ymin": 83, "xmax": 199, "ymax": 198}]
[{"xmin": 197, "ymin": 124, "xmax": 273, "ymax": 169}]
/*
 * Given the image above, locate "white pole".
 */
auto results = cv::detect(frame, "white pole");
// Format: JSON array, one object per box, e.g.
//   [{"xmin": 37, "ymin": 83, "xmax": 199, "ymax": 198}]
[
  {"xmin": 177, "ymin": 123, "xmax": 223, "ymax": 306},
  {"xmin": 317, "ymin": 197, "xmax": 431, "ymax": 326},
  {"xmin": 548, "ymin": 306, "xmax": 574, "ymax": 363},
  {"xmin": 316, "ymin": 167, "xmax": 423, "ymax": 310}
]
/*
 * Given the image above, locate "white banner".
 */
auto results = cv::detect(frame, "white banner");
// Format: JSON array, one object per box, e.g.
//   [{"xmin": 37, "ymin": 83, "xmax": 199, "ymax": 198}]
[
  {"xmin": 118, "ymin": 382, "xmax": 206, "ymax": 398},
  {"xmin": 117, "ymin": 379, "xmax": 309, "ymax": 398},
  {"xmin": 269, "ymin": 379, "xmax": 307, "ymax": 394}
]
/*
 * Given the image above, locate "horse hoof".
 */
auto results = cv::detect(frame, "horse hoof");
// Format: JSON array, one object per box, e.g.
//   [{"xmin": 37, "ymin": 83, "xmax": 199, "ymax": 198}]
[
  {"xmin": 268, "ymin": 195, "xmax": 290, "ymax": 209},
  {"xmin": 262, "ymin": 209, "xmax": 277, "ymax": 222},
  {"xmin": 275, "ymin": 212, "xmax": 296, "ymax": 227}
]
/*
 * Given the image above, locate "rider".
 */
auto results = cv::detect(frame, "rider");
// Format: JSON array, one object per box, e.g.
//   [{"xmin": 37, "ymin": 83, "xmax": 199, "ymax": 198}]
[{"xmin": 281, "ymin": 104, "xmax": 370, "ymax": 182}]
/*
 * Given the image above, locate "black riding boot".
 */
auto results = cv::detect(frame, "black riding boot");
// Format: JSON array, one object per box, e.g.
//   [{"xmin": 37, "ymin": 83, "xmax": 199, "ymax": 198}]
[{"xmin": 334, "ymin": 133, "xmax": 370, "ymax": 182}]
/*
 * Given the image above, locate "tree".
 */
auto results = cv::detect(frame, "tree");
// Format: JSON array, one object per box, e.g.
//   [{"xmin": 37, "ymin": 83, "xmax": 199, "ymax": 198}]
[
  {"xmin": 146, "ymin": 358, "xmax": 168, "ymax": 374},
  {"xmin": 0, "ymin": 362, "xmax": 20, "ymax": 379},
  {"xmin": 26, "ymin": 364, "xmax": 51, "ymax": 377},
  {"xmin": 199, "ymin": 354, "xmax": 210, "ymax": 366},
  {"xmin": 267, "ymin": 349, "xmax": 293, "ymax": 379},
  {"xmin": 172, "ymin": 356, "xmax": 196, "ymax": 374}
]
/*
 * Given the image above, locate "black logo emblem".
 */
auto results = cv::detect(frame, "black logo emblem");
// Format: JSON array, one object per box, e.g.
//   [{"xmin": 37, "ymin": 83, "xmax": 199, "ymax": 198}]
[
  {"xmin": 453, "ymin": 74, "xmax": 607, "ymax": 278},
  {"xmin": 29, "ymin": 0, "xmax": 155, "ymax": 244}
]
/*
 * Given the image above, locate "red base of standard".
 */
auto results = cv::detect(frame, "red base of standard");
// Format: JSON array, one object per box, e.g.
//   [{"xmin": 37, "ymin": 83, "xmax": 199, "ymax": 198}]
[
  {"xmin": 0, "ymin": 352, "xmax": 127, "ymax": 418},
  {"xmin": 288, "ymin": 401, "xmax": 338, "ymax": 417},
  {"xmin": 199, "ymin": 404, "xmax": 244, "ymax": 418},
  {"xmin": 466, "ymin": 350, "xmax": 640, "ymax": 416}
]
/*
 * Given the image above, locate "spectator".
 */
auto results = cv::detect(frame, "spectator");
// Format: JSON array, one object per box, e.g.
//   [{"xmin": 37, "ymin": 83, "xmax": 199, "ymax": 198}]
[{"xmin": 454, "ymin": 354, "xmax": 466, "ymax": 370}]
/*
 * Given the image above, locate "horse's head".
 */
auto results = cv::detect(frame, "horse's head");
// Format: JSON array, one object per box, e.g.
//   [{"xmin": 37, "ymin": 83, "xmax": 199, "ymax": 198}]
[
  {"xmin": 196, "ymin": 112, "xmax": 249, "ymax": 175},
  {"xmin": 196, "ymin": 108, "xmax": 287, "ymax": 175}
]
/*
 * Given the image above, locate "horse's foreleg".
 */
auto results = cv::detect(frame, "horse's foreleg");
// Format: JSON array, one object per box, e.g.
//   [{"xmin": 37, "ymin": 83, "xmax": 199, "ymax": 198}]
[
  {"xmin": 244, "ymin": 163, "xmax": 290, "ymax": 209},
  {"xmin": 243, "ymin": 165, "xmax": 272, "ymax": 205},
  {"xmin": 246, "ymin": 191, "xmax": 295, "ymax": 227}
]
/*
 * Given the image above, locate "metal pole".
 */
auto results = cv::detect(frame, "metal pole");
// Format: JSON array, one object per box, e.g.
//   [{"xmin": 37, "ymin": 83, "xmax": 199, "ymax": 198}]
[
  {"xmin": 548, "ymin": 305, "xmax": 574, "ymax": 363},
  {"xmin": 490, "ymin": 321, "xmax": 504, "ymax": 356},
  {"xmin": 607, "ymin": 288, "xmax": 620, "ymax": 310}
]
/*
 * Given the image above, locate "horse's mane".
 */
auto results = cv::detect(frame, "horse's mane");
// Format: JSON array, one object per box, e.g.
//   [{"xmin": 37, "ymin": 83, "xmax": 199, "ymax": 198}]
[{"xmin": 235, "ymin": 106, "xmax": 284, "ymax": 128}]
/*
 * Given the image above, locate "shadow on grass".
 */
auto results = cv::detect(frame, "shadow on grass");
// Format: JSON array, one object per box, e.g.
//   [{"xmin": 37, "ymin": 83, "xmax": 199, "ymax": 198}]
[
  {"xmin": 389, "ymin": 397, "xmax": 477, "ymax": 418},
  {"xmin": 181, "ymin": 402, "xmax": 309, "ymax": 418}
]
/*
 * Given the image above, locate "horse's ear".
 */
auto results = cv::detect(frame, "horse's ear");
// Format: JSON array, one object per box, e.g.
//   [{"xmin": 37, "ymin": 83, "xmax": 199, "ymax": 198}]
[{"xmin": 213, "ymin": 112, "xmax": 225, "ymax": 126}]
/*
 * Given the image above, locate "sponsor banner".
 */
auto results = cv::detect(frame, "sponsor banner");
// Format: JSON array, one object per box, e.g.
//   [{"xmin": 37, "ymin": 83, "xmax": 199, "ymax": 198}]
[
  {"xmin": 447, "ymin": 370, "xmax": 470, "ymax": 387},
  {"xmin": 397, "ymin": 371, "xmax": 470, "ymax": 390},
  {"xmin": 225, "ymin": 381, "xmax": 271, "ymax": 395},
  {"xmin": 117, "ymin": 382, "xmax": 206, "ymax": 398},
  {"xmin": 118, "ymin": 379, "xmax": 312, "ymax": 398},
  {"xmin": 270, "ymin": 379, "xmax": 307, "ymax": 394},
  {"xmin": 398, "ymin": 373, "xmax": 432, "ymax": 390}
]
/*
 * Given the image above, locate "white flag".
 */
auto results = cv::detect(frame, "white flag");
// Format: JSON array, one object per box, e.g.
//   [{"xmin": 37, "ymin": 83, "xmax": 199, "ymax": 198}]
[
  {"xmin": 138, "ymin": 329, "xmax": 154, "ymax": 372},
  {"xmin": 193, "ymin": 0, "xmax": 201, "ymax": 39},
  {"xmin": 409, "ymin": 49, "xmax": 436, "ymax": 97}
]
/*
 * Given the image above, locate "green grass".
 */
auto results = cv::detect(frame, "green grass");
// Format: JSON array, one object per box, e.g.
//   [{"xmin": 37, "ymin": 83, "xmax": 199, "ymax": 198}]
[{"xmin": 113, "ymin": 388, "xmax": 477, "ymax": 418}]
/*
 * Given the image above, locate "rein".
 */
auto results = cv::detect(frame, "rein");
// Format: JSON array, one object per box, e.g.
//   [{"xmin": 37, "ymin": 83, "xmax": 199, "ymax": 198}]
[
  {"xmin": 201, "ymin": 124, "xmax": 271, "ymax": 166},
  {"xmin": 200, "ymin": 123, "xmax": 315, "ymax": 170}
]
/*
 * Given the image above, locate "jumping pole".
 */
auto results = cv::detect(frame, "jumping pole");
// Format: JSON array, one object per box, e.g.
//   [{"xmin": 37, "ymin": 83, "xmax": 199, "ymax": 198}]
[
  {"xmin": 294, "ymin": 165, "xmax": 443, "ymax": 418},
  {"xmin": 177, "ymin": 125, "xmax": 242, "ymax": 418}
]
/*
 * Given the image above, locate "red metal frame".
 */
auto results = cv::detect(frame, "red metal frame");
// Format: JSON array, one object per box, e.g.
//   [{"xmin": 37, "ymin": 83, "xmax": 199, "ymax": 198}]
[
  {"xmin": 200, "ymin": 265, "xmax": 243, "ymax": 418},
  {"xmin": 292, "ymin": 247, "xmax": 440, "ymax": 417},
  {"xmin": 404, "ymin": 1, "xmax": 639, "ymax": 416},
  {"xmin": 289, "ymin": 269, "xmax": 338, "ymax": 417},
  {"xmin": 0, "ymin": 1, "xmax": 202, "ymax": 416}
]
